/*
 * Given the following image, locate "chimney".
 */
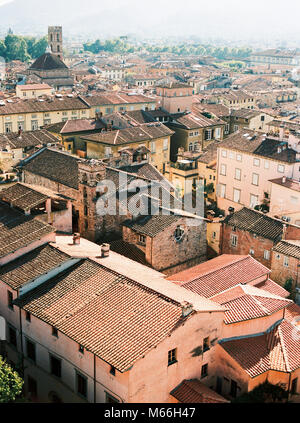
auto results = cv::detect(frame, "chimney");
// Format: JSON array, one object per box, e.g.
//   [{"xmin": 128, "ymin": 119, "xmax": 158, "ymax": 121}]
[
  {"xmin": 18, "ymin": 128, "xmax": 22, "ymax": 138},
  {"xmin": 228, "ymin": 207, "xmax": 235, "ymax": 215},
  {"xmin": 282, "ymin": 224, "xmax": 287, "ymax": 240},
  {"xmin": 181, "ymin": 301, "xmax": 193, "ymax": 317},
  {"xmin": 282, "ymin": 176, "xmax": 287, "ymax": 184},
  {"xmin": 101, "ymin": 243, "xmax": 110, "ymax": 258},
  {"xmin": 73, "ymin": 233, "xmax": 81, "ymax": 245}
]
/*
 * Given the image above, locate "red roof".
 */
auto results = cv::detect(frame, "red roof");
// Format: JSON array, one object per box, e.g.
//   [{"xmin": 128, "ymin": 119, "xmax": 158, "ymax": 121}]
[
  {"xmin": 221, "ymin": 320, "xmax": 300, "ymax": 377},
  {"xmin": 255, "ymin": 279, "xmax": 290, "ymax": 298},
  {"xmin": 170, "ymin": 379, "xmax": 229, "ymax": 403},
  {"xmin": 212, "ymin": 285, "xmax": 292, "ymax": 324},
  {"xmin": 285, "ymin": 303, "xmax": 300, "ymax": 323},
  {"xmin": 18, "ymin": 84, "xmax": 52, "ymax": 91},
  {"xmin": 167, "ymin": 255, "xmax": 270, "ymax": 298}
]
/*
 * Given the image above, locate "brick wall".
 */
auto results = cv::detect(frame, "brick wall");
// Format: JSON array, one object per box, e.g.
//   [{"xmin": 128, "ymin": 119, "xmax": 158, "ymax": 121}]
[
  {"xmin": 270, "ymin": 252, "xmax": 300, "ymax": 288},
  {"xmin": 151, "ymin": 218, "xmax": 207, "ymax": 272},
  {"xmin": 221, "ymin": 224, "xmax": 274, "ymax": 268}
]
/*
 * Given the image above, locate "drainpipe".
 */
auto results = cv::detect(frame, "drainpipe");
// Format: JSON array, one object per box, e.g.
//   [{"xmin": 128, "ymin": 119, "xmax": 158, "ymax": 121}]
[
  {"xmin": 19, "ymin": 307, "xmax": 24, "ymax": 377},
  {"xmin": 94, "ymin": 354, "xmax": 96, "ymax": 403},
  {"xmin": 92, "ymin": 353, "xmax": 124, "ymax": 403},
  {"xmin": 287, "ymin": 372, "xmax": 292, "ymax": 403}
]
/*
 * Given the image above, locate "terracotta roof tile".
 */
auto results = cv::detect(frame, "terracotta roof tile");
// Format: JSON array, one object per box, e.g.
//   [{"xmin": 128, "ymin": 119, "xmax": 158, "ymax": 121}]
[
  {"xmin": 23, "ymin": 148, "xmax": 80, "ymax": 190},
  {"xmin": 81, "ymin": 124, "xmax": 173, "ymax": 146},
  {"xmin": 0, "ymin": 129, "xmax": 59, "ymax": 150},
  {"xmin": 212, "ymin": 284, "xmax": 291, "ymax": 324},
  {"xmin": 0, "ymin": 244, "xmax": 70, "ymax": 290},
  {"xmin": 171, "ymin": 379, "xmax": 229, "ymax": 403},
  {"xmin": 221, "ymin": 319, "xmax": 300, "ymax": 377},
  {"xmin": 223, "ymin": 207, "xmax": 285, "ymax": 241},
  {"xmin": 0, "ymin": 183, "xmax": 49, "ymax": 211},
  {"xmin": 255, "ymin": 278, "xmax": 290, "ymax": 298},
  {"xmin": 167, "ymin": 255, "xmax": 270, "ymax": 298},
  {"xmin": 273, "ymin": 240, "xmax": 300, "ymax": 259},
  {"xmin": 0, "ymin": 203, "xmax": 55, "ymax": 259},
  {"xmin": 14, "ymin": 259, "xmax": 191, "ymax": 372}
]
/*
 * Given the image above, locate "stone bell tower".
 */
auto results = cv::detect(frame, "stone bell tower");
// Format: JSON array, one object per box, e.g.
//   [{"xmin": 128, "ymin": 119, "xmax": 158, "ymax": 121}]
[
  {"xmin": 78, "ymin": 159, "xmax": 107, "ymax": 242},
  {"xmin": 48, "ymin": 26, "xmax": 63, "ymax": 60}
]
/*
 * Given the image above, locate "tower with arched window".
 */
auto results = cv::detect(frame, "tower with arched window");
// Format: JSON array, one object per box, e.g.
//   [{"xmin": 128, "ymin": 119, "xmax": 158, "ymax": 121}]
[{"xmin": 48, "ymin": 26, "xmax": 63, "ymax": 60}]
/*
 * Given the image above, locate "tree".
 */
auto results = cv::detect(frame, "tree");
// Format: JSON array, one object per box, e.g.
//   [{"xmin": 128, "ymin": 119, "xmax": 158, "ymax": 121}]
[
  {"xmin": 4, "ymin": 34, "xmax": 30, "ymax": 62},
  {"xmin": 0, "ymin": 356, "xmax": 24, "ymax": 403},
  {"xmin": 284, "ymin": 278, "xmax": 293, "ymax": 292},
  {"xmin": 30, "ymin": 36, "xmax": 48, "ymax": 59},
  {"xmin": 0, "ymin": 40, "xmax": 6, "ymax": 58}
]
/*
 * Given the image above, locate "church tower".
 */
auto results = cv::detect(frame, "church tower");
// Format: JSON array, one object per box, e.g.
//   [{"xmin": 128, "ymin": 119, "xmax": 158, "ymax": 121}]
[
  {"xmin": 48, "ymin": 26, "xmax": 63, "ymax": 60},
  {"xmin": 78, "ymin": 159, "xmax": 107, "ymax": 242}
]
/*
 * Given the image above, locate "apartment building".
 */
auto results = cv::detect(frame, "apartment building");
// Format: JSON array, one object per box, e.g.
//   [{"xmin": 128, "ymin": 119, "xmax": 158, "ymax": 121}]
[
  {"xmin": 80, "ymin": 124, "xmax": 174, "ymax": 174},
  {"xmin": 0, "ymin": 129, "xmax": 59, "ymax": 170},
  {"xmin": 0, "ymin": 93, "xmax": 157, "ymax": 135},
  {"xmin": 250, "ymin": 49, "xmax": 300, "ymax": 66},
  {"xmin": 269, "ymin": 177, "xmax": 300, "ymax": 225},
  {"xmin": 16, "ymin": 84, "xmax": 54, "ymax": 99},
  {"xmin": 83, "ymin": 93, "xmax": 157, "ymax": 118},
  {"xmin": 156, "ymin": 83, "xmax": 193, "ymax": 114},
  {"xmin": 216, "ymin": 90, "xmax": 257, "ymax": 110},
  {"xmin": 100, "ymin": 67, "xmax": 125, "ymax": 81},
  {"xmin": 167, "ymin": 255, "xmax": 300, "ymax": 401},
  {"xmin": 167, "ymin": 111, "xmax": 226, "ymax": 162},
  {"xmin": 228, "ymin": 109, "xmax": 273, "ymax": 133},
  {"xmin": 216, "ymin": 129, "xmax": 300, "ymax": 214},
  {"xmin": 0, "ymin": 210, "xmax": 225, "ymax": 403},
  {"xmin": 271, "ymin": 240, "xmax": 300, "ymax": 290},
  {"xmin": 0, "ymin": 96, "xmax": 90, "ymax": 134},
  {"xmin": 220, "ymin": 207, "xmax": 300, "ymax": 269}
]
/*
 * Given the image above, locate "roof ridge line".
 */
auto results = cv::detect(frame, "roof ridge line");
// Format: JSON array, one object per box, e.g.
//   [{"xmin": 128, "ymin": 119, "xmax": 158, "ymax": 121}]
[
  {"xmin": 277, "ymin": 324, "xmax": 291, "ymax": 372},
  {"xmin": 187, "ymin": 255, "xmax": 251, "ymax": 284}
]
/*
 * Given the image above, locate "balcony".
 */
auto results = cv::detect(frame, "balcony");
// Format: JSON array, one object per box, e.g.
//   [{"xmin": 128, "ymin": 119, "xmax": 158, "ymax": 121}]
[{"xmin": 170, "ymin": 160, "xmax": 198, "ymax": 174}]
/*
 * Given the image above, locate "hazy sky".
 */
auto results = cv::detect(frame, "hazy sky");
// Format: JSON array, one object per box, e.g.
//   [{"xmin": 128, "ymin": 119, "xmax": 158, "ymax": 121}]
[{"xmin": 0, "ymin": 0, "xmax": 299, "ymax": 43}]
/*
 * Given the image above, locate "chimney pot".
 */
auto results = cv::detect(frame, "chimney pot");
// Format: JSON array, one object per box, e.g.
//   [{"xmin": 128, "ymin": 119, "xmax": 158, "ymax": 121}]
[
  {"xmin": 73, "ymin": 233, "xmax": 81, "ymax": 245},
  {"xmin": 101, "ymin": 243, "xmax": 110, "ymax": 258}
]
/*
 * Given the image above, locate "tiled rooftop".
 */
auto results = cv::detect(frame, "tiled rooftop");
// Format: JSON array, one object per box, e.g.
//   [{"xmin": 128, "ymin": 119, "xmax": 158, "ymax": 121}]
[
  {"xmin": 23, "ymin": 148, "xmax": 80, "ymax": 190},
  {"xmin": 223, "ymin": 208, "xmax": 285, "ymax": 241},
  {"xmin": 273, "ymin": 240, "xmax": 300, "ymax": 259},
  {"xmin": 167, "ymin": 255, "xmax": 270, "ymax": 298},
  {"xmin": 221, "ymin": 320, "xmax": 300, "ymax": 377},
  {"xmin": 0, "ymin": 183, "xmax": 49, "ymax": 211},
  {"xmin": 81, "ymin": 124, "xmax": 174, "ymax": 145},
  {"xmin": 0, "ymin": 202, "xmax": 55, "ymax": 259},
  {"xmin": 14, "ymin": 248, "xmax": 223, "ymax": 372},
  {"xmin": 0, "ymin": 244, "xmax": 70, "ymax": 290},
  {"xmin": 170, "ymin": 379, "xmax": 229, "ymax": 403},
  {"xmin": 0, "ymin": 129, "xmax": 59, "ymax": 150},
  {"xmin": 211, "ymin": 284, "xmax": 292, "ymax": 324}
]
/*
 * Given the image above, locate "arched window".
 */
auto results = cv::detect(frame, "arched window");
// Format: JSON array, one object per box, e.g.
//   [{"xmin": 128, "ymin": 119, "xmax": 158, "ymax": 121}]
[
  {"xmin": 174, "ymin": 226, "xmax": 185, "ymax": 242},
  {"xmin": 189, "ymin": 143, "xmax": 193, "ymax": 152}
]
